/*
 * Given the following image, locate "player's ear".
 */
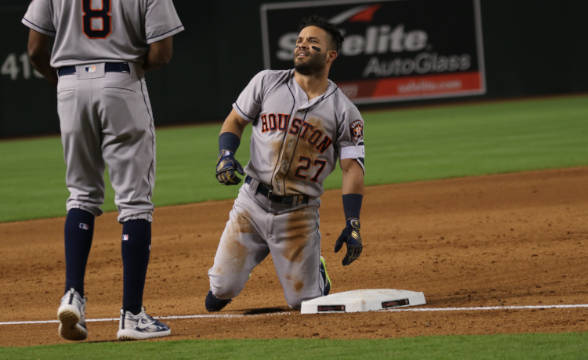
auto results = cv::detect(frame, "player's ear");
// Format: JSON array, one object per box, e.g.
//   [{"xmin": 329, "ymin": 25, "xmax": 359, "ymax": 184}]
[{"xmin": 327, "ymin": 49, "xmax": 338, "ymax": 63}]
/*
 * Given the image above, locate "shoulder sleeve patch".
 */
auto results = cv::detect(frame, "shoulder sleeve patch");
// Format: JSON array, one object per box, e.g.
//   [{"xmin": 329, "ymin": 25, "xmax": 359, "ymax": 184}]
[{"xmin": 350, "ymin": 119, "xmax": 364, "ymax": 143}]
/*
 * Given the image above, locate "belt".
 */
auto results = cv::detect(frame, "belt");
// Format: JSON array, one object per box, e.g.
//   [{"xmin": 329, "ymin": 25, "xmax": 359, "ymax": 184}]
[
  {"xmin": 245, "ymin": 176, "xmax": 309, "ymax": 206},
  {"xmin": 57, "ymin": 62, "xmax": 130, "ymax": 76}
]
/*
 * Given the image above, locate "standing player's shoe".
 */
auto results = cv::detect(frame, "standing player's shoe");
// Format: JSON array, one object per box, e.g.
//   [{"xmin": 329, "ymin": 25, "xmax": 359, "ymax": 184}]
[
  {"xmin": 117, "ymin": 308, "xmax": 171, "ymax": 340},
  {"xmin": 320, "ymin": 256, "xmax": 331, "ymax": 296},
  {"xmin": 57, "ymin": 288, "xmax": 88, "ymax": 340}
]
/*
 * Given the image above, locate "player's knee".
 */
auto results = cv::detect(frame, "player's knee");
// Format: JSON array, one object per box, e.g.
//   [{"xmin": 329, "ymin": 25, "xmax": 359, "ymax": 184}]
[
  {"xmin": 285, "ymin": 294, "xmax": 305, "ymax": 310},
  {"xmin": 208, "ymin": 267, "xmax": 249, "ymax": 300},
  {"xmin": 285, "ymin": 291, "xmax": 322, "ymax": 310},
  {"xmin": 209, "ymin": 280, "xmax": 241, "ymax": 300}
]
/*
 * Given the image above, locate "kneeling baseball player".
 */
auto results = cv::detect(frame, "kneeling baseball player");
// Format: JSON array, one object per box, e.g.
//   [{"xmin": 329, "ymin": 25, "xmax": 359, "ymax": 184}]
[{"xmin": 206, "ymin": 15, "xmax": 365, "ymax": 311}]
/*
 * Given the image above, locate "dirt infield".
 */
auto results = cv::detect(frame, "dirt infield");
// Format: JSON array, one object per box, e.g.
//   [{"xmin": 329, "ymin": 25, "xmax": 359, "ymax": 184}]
[{"xmin": 1, "ymin": 167, "xmax": 588, "ymax": 347}]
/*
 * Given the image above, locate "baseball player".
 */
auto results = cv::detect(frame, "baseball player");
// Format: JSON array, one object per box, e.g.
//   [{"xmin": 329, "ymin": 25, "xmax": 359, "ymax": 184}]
[
  {"xmin": 206, "ymin": 15, "xmax": 365, "ymax": 311},
  {"xmin": 22, "ymin": 0, "xmax": 183, "ymax": 341}
]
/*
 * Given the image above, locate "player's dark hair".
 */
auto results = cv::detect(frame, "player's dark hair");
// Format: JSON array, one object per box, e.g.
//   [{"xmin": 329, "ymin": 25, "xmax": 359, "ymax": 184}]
[{"xmin": 298, "ymin": 15, "xmax": 344, "ymax": 52}]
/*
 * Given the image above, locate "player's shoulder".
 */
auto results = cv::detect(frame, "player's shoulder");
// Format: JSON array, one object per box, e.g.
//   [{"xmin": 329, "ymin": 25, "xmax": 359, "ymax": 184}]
[
  {"xmin": 253, "ymin": 69, "xmax": 291, "ymax": 83},
  {"xmin": 329, "ymin": 82, "xmax": 361, "ymax": 115},
  {"xmin": 248, "ymin": 69, "xmax": 292, "ymax": 92}
]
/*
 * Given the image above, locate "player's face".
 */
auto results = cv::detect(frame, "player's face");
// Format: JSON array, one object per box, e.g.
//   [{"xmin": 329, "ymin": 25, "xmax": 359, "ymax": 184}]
[{"xmin": 294, "ymin": 26, "xmax": 330, "ymax": 75}]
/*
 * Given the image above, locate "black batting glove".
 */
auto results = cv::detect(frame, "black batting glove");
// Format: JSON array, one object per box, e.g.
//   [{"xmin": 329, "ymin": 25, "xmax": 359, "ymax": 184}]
[
  {"xmin": 334, "ymin": 218, "xmax": 363, "ymax": 266},
  {"xmin": 216, "ymin": 150, "xmax": 244, "ymax": 185}
]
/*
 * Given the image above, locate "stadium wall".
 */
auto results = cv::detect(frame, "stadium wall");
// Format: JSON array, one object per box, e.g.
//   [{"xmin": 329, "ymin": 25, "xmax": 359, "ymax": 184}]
[{"xmin": 0, "ymin": 0, "xmax": 586, "ymax": 137}]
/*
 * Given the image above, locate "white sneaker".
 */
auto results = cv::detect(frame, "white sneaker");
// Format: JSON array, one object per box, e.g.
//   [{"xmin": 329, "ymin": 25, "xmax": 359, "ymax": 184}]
[
  {"xmin": 57, "ymin": 288, "xmax": 87, "ymax": 340},
  {"xmin": 117, "ymin": 308, "xmax": 171, "ymax": 340}
]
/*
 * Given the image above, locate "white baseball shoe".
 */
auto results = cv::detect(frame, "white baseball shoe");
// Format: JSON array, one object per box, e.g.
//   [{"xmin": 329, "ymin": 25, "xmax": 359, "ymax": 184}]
[
  {"xmin": 117, "ymin": 308, "xmax": 171, "ymax": 340},
  {"xmin": 57, "ymin": 288, "xmax": 88, "ymax": 341}
]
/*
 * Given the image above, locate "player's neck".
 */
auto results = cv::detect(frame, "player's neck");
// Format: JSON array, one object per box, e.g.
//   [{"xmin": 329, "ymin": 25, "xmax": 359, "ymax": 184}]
[{"xmin": 294, "ymin": 71, "xmax": 329, "ymax": 100}]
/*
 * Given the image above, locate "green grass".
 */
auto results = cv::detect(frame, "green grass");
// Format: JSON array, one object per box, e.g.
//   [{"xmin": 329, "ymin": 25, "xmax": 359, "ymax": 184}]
[
  {"xmin": 363, "ymin": 95, "xmax": 588, "ymax": 184},
  {"xmin": 0, "ymin": 96, "xmax": 588, "ymax": 221},
  {"xmin": 1, "ymin": 95, "xmax": 587, "ymax": 222},
  {"xmin": 1, "ymin": 333, "xmax": 587, "ymax": 359}
]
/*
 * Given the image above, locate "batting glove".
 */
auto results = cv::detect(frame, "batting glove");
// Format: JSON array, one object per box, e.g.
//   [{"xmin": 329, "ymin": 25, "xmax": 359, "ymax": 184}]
[
  {"xmin": 216, "ymin": 150, "xmax": 244, "ymax": 185},
  {"xmin": 334, "ymin": 218, "xmax": 363, "ymax": 266}
]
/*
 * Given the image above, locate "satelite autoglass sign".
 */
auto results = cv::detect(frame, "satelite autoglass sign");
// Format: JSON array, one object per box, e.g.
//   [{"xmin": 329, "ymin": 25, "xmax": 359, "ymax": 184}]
[{"xmin": 261, "ymin": 0, "xmax": 486, "ymax": 104}]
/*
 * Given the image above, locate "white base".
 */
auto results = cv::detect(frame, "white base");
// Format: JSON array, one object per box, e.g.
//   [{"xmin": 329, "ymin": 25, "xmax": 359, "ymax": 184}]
[{"xmin": 300, "ymin": 289, "xmax": 426, "ymax": 314}]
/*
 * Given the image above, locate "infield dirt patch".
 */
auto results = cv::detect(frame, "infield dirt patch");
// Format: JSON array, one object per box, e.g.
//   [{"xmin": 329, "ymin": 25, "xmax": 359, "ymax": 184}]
[{"xmin": 1, "ymin": 167, "xmax": 588, "ymax": 346}]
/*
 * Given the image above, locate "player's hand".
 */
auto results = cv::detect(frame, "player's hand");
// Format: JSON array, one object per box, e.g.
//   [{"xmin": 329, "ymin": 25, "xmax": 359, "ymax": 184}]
[
  {"xmin": 334, "ymin": 218, "xmax": 363, "ymax": 266},
  {"xmin": 216, "ymin": 150, "xmax": 244, "ymax": 185}
]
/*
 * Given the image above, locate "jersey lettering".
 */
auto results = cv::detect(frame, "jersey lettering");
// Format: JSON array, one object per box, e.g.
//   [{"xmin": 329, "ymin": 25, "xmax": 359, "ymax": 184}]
[
  {"xmin": 288, "ymin": 118, "xmax": 302, "ymax": 135},
  {"xmin": 261, "ymin": 113, "xmax": 289, "ymax": 133},
  {"xmin": 82, "ymin": 0, "xmax": 112, "ymax": 39},
  {"xmin": 260, "ymin": 113, "xmax": 333, "ymax": 154},
  {"xmin": 300, "ymin": 122, "xmax": 313, "ymax": 139},
  {"xmin": 315, "ymin": 136, "xmax": 332, "ymax": 153},
  {"xmin": 277, "ymin": 114, "xmax": 288, "ymax": 130},
  {"xmin": 268, "ymin": 114, "xmax": 277, "ymax": 130}
]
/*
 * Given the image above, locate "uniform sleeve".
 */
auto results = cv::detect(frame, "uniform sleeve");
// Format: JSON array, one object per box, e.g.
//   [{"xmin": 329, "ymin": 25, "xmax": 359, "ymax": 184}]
[
  {"xmin": 232, "ymin": 70, "xmax": 268, "ymax": 122},
  {"xmin": 145, "ymin": 0, "xmax": 185, "ymax": 44},
  {"xmin": 21, "ymin": 0, "xmax": 55, "ymax": 36},
  {"xmin": 336, "ymin": 104, "xmax": 365, "ymax": 171}
]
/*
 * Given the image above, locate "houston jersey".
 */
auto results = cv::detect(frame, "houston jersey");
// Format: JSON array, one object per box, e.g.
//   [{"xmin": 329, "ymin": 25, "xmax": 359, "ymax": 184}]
[
  {"xmin": 233, "ymin": 69, "xmax": 365, "ymax": 198},
  {"xmin": 22, "ymin": 0, "xmax": 184, "ymax": 67}
]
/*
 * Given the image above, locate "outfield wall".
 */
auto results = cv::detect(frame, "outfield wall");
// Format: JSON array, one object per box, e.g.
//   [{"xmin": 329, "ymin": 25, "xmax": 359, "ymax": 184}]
[{"xmin": 1, "ymin": 0, "xmax": 586, "ymax": 137}]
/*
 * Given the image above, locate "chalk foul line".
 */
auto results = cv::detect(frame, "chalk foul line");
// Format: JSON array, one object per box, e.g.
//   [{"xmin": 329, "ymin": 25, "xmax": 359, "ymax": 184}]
[{"xmin": 2, "ymin": 304, "xmax": 588, "ymax": 326}]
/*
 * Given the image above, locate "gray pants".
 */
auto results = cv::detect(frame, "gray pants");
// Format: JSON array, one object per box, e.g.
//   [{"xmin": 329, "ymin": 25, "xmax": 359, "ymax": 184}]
[
  {"xmin": 208, "ymin": 181, "xmax": 325, "ymax": 309},
  {"xmin": 57, "ymin": 63, "xmax": 155, "ymax": 222}
]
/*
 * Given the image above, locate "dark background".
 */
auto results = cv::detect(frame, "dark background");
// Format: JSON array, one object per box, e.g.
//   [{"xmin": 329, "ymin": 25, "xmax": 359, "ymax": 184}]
[{"xmin": 1, "ymin": 0, "xmax": 586, "ymax": 138}]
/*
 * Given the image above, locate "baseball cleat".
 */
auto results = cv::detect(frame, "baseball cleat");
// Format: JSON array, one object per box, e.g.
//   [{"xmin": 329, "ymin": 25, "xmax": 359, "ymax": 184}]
[
  {"xmin": 117, "ymin": 307, "xmax": 171, "ymax": 340},
  {"xmin": 57, "ymin": 288, "xmax": 88, "ymax": 341},
  {"xmin": 205, "ymin": 290, "xmax": 232, "ymax": 312},
  {"xmin": 320, "ymin": 256, "xmax": 331, "ymax": 296}
]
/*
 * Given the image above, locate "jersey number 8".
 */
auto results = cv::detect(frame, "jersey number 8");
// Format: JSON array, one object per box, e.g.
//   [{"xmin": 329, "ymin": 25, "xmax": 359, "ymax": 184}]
[{"xmin": 82, "ymin": 0, "xmax": 111, "ymax": 39}]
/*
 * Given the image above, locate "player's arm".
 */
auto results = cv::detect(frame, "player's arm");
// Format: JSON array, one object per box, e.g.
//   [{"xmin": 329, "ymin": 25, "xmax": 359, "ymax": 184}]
[
  {"xmin": 341, "ymin": 158, "xmax": 364, "ymax": 196},
  {"xmin": 215, "ymin": 109, "xmax": 249, "ymax": 185},
  {"xmin": 143, "ymin": 37, "xmax": 173, "ymax": 71},
  {"xmin": 334, "ymin": 158, "xmax": 364, "ymax": 265},
  {"xmin": 27, "ymin": 29, "xmax": 57, "ymax": 86},
  {"xmin": 220, "ymin": 109, "xmax": 249, "ymax": 138}
]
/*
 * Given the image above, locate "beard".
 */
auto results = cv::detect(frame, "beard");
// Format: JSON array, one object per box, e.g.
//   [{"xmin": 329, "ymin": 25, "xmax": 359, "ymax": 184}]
[{"xmin": 294, "ymin": 51, "xmax": 326, "ymax": 75}]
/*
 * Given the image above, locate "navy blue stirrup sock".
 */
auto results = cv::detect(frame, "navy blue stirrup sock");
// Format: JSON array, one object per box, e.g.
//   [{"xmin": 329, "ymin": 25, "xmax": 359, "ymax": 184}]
[
  {"xmin": 121, "ymin": 219, "xmax": 151, "ymax": 315},
  {"xmin": 64, "ymin": 208, "xmax": 95, "ymax": 297}
]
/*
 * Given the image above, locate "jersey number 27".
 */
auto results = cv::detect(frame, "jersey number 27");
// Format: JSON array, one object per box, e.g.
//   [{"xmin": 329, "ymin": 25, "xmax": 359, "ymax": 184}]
[{"xmin": 82, "ymin": 0, "xmax": 111, "ymax": 39}]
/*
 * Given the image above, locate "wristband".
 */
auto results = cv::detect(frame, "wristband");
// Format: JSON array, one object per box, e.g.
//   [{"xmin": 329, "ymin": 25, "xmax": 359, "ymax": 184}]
[
  {"xmin": 219, "ymin": 132, "xmax": 240, "ymax": 153},
  {"xmin": 342, "ymin": 194, "xmax": 362, "ymax": 220}
]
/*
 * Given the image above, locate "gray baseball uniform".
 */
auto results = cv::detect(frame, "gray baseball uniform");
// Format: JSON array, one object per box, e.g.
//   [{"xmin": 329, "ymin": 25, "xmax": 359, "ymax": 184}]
[
  {"xmin": 209, "ymin": 69, "xmax": 365, "ymax": 308},
  {"xmin": 22, "ymin": 0, "xmax": 183, "ymax": 222}
]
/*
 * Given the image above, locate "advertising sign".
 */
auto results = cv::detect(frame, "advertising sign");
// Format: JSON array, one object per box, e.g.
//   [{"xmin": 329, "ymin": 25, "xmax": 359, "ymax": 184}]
[{"xmin": 261, "ymin": 0, "xmax": 486, "ymax": 103}]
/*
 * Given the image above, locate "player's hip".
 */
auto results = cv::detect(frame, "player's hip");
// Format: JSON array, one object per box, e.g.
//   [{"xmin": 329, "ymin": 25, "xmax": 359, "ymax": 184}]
[
  {"xmin": 56, "ymin": 62, "xmax": 145, "ymax": 89},
  {"xmin": 239, "ymin": 176, "xmax": 320, "ymax": 215}
]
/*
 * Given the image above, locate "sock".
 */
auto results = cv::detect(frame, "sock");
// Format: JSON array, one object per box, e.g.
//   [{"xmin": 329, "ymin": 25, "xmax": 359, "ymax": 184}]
[
  {"xmin": 64, "ymin": 208, "xmax": 95, "ymax": 297},
  {"xmin": 121, "ymin": 219, "xmax": 151, "ymax": 315}
]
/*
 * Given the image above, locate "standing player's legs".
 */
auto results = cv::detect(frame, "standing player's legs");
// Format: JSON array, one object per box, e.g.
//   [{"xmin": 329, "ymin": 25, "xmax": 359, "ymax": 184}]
[
  {"xmin": 56, "ymin": 75, "xmax": 106, "ymax": 340},
  {"xmin": 268, "ymin": 206, "xmax": 324, "ymax": 309},
  {"xmin": 207, "ymin": 188, "xmax": 269, "ymax": 311},
  {"xmin": 99, "ymin": 73, "xmax": 156, "ymax": 315},
  {"xmin": 98, "ymin": 71, "xmax": 169, "ymax": 339}
]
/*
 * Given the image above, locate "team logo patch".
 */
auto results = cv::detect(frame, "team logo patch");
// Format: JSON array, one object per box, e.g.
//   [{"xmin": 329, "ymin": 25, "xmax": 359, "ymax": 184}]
[{"xmin": 350, "ymin": 120, "xmax": 364, "ymax": 142}]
